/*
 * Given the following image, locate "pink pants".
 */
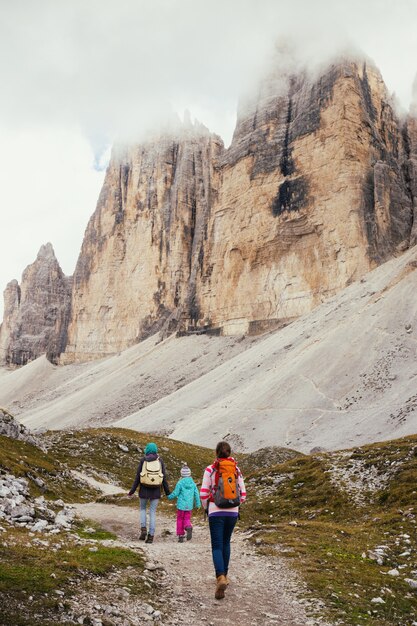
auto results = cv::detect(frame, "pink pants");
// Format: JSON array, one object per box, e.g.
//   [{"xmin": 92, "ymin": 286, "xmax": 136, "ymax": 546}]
[{"xmin": 176, "ymin": 510, "xmax": 192, "ymax": 536}]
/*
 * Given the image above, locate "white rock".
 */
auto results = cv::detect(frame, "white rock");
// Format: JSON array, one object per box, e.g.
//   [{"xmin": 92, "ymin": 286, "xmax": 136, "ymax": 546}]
[
  {"xmin": 144, "ymin": 562, "xmax": 159, "ymax": 571},
  {"xmin": 387, "ymin": 569, "xmax": 400, "ymax": 577},
  {"xmin": 371, "ymin": 597, "xmax": 385, "ymax": 604},
  {"xmin": 32, "ymin": 520, "xmax": 48, "ymax": 532},
  {"xmin": 54, "ymin": 512, "xmax": 71, "ymax": 527},
  {"xmin": 405, "ymin": 578, "xmax": 417, "ymax": 590},
  {"xmin": 118, "ymin": 444, "xmax": 129, "ymax": 452},
  {"xmin": 11, "ymin": 505, "xmax": 34, "ymax": 519}
]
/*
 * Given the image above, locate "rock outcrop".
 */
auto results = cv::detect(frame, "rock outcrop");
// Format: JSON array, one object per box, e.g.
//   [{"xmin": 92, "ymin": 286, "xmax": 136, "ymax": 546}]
[
  {"xmin": 62, "ymin": 57, "xmax": 416, "ymax": 360},
  {"xmin": 0, "ymin": 472, "xmax": 76, "ymax": 532},
  {"xmin": 62, "ymin": 123, "xmax": 223, "ymax": 362},
  {"xmin": 0, "ymin": 407, "xmax": 39, "ymax": 447},
  {"xmin": 0, "ymin": 243, "xmax": 72, "ymax": 365},
  {"xmin": 405, "ymin": 82, "xmax": 417, "ymax": 245},
  {"xmin": 2, "ymin": 55, "xmax": 417, "ymax": 364},
  {"xmin": 195, "ymin": 59, "xmax": 414, "ymax": 333}
]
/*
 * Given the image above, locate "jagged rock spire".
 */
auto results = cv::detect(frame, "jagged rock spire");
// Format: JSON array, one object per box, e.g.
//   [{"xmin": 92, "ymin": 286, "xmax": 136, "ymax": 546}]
[{"xmin": 0, "ymin": 244, "xmax": 72, "ymax": 365}]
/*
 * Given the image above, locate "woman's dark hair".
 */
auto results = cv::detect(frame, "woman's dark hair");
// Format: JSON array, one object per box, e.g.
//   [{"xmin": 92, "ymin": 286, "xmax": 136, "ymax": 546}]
[{"xmin": 216, "ymin": 441, "xmax": 231, "ymax": 458}]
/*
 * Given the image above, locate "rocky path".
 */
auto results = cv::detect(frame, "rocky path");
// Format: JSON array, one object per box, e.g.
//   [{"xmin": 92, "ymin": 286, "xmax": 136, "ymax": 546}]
[{"xmin": 74, "ymin": 502, "xmax": 328, "ymax": 626}]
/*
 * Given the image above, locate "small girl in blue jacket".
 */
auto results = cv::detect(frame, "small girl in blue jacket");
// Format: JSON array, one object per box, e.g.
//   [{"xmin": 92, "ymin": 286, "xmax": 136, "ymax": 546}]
[{"xmin": 168, "ymin": 464, "xmax": 201, "ymax": 542}]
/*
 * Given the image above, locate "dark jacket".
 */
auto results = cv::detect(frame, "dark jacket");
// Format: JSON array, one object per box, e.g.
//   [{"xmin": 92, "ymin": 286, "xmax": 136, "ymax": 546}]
[{"xmin": 129, "ymin": 453, "xmax": 170, "ymax": 500}]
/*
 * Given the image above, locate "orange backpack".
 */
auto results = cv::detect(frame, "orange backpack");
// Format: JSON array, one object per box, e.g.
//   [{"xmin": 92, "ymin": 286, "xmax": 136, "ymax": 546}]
[{"xmin": 213, "ymin": 458, "xmax": 241, "ymax": 508}]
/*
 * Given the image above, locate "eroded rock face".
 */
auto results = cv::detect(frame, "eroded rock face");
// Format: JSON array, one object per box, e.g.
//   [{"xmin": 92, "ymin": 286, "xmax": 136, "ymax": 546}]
[
  {"xmin": 3, "ymin": 56, "xmax": 417, "ymax": 363},
  {"xmin": 405, "ymin": 99, "xmax": 417, "ymax": 246},
  {"xmin": 62, "ymin": 124, "xmax": 223, "ymax": 362},
  {"xmin": 62, "ymin": 57, "xmax": 416, "ymax": 360},
  {"xmin": 0, "ymin": 407, "xmax": 39, "ymax": 447},
  {"xmin": 197, "ymin": 59, "xmax": 414, "ymax": 333},
  {"xmin": 0, "ymin": 243, "xmax": 72, "ymax": 365}
]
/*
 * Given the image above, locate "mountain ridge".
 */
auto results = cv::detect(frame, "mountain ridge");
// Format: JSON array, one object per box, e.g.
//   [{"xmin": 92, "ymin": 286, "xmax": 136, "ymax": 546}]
[
  {"xmin": 1, "ymin": 55, "xmax": 417, "ymax": 365},
  {"xmin": 0, "ymin": 241, "xmax": 415, "ymax": 453}
]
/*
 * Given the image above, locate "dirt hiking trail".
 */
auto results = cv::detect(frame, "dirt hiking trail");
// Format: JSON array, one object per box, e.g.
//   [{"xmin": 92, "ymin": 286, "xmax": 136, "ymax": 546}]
[{"xmin": 75, "ymin": 502, "xmax": 328, "ymax": 626}]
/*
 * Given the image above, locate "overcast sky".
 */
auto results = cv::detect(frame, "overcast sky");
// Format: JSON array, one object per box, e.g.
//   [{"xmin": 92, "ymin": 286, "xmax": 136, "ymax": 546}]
[{"xmin": 1, "ymin": 0, "xmax": 417, "ymax": 319}]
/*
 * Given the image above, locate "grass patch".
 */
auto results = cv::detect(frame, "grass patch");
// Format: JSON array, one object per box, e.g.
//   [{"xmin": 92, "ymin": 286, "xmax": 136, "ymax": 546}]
[
  {"xmin": 41, "ymin": 428, "xmax": 215, "ymax": 492},
  {"xmin": 242, "ymin": 434, "xmax": 417, "ymax": 625},
  {"xmin": 74, "ymin": 518, "xmax": 117, "ymax": 540},
  {"xmin": 238, "ymin": 445, "xmax": 301, "ymax": 475},
  {"xmin": 0, "ymin": 524, "xmax": 145, "ymax": 625},
  {"xmin": 0, "ymin": 434, "xmax": 96, "ymax": 502},
  {"xmin": 4, "ymin": 426, "xmax": 417, "ymax": 624}
]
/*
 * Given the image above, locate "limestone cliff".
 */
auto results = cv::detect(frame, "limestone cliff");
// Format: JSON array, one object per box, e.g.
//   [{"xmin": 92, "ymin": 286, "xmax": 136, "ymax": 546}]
[
  {"xmin": 2, "ymin": 55, "xmax": 417, "ymax": 364},
  {"xmin": 0, "ymin": 244, "xmax": 72, "ymax": 365},
  {"xmin": 61, "ymin": 123, "xmax": 223, "ymax": 362},
  {"xmin": 62, "ymin": 57, "xmax": 416, "ymax": 360},
  {"xmin": 197, "ymin": 59, "xmax": 414, "ymax": 333},
  {"xmin": 405, "ymin": 86, "xmax": 417, "ymax": 245}
]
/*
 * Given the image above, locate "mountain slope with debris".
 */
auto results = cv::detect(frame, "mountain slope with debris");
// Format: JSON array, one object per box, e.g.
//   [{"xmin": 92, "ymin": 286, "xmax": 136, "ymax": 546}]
[
  {"xmin": 115, "ymin": 244, "xmax": 417, "ymax": 452},
  {"xmin": 0, "ymin": 244, "xmax": 417, "ymax": 453}
]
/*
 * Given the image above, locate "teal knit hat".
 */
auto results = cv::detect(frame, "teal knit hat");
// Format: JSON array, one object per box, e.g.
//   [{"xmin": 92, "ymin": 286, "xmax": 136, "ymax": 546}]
[{"xmin": 145, "ymin": 442, "xmax": 158, "ymax": 455}]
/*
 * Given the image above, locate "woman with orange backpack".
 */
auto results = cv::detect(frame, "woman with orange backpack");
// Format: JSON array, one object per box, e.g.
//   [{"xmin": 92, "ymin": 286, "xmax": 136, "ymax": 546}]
[{"xmin": 200, "ymin": 441, "xmax": 246, "ymax": 599}]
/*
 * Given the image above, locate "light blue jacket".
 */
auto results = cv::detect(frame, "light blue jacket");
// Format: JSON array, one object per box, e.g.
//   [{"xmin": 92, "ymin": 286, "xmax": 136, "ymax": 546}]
[{"xmin": 168, "ymin": 476, "xmax": 201, "ymax": 511}]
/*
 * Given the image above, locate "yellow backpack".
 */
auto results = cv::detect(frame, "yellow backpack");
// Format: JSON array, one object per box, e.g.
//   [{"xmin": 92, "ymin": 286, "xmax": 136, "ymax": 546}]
[{"xmin": 140, "ymin": 458, "xmax": 164, "ymax": 486}]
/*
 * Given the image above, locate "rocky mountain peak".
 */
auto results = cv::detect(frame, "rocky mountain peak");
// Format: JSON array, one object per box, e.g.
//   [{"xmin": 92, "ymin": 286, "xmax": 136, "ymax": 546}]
[
  {"xmin": 2, "ymin": 55, "xmax": 417, "ymax": 364},
  {"xmin": 0, "ymin": 245, "xmax": 72, "ymax": 366},
  {"xmin": 36, "ymin": 242, "xmax": 56, "ymax": 261},
  {"xmin": 41, "ymin": 57, "xmax": 417, "ymax": 360}
]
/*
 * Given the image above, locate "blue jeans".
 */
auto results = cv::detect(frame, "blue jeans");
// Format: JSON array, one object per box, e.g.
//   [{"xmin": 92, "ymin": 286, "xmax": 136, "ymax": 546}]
[
  {"xmin": 208, "ymin": 515, "xmax": 237, "ymax": 577},
  {"xmin": 140, "ymin": 498, "xmax": 159, "ymax": 535}
]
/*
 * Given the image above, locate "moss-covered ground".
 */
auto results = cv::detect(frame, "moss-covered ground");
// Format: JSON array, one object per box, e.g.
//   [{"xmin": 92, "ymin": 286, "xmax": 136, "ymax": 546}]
[
  {"xmin": 42, "ymin": 427, "xmax": 214, "ymax": 490},
  {"xmin": 0, "ymin": 434, "xmax": 95, "ymax": 502},
  {"xmin": 0, "ymin": 522, "xmax": 145, "ymax": 626},
  {"xmin": 242, "ymin": 435, "xmax": 417, "ymax": 625},
  {"xmin": 1, "ymin": 427, "xmax": 417, "ymax": 624}
]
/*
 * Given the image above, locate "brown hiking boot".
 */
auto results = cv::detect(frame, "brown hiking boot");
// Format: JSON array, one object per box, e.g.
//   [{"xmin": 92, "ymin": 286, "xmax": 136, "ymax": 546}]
[
  {"xmin": 145, "ymin": 534, "xmax": 154, "ymax": 543},
  {"xmin": 225, "ymin": 575, "xmax": 230, "ymax": 586},
  {"xmin": 139, "ymin": 527, "xmax": 147, "ymax": 541},
  {"xmin": 215, "ymin": 575, "xmax": 227, "ymax": 599}
]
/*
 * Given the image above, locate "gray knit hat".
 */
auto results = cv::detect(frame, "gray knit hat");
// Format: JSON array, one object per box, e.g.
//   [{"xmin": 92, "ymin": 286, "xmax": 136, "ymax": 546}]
[{"xmin": 180, "ymin": 464, "xmax": 191, "ymax": 477}]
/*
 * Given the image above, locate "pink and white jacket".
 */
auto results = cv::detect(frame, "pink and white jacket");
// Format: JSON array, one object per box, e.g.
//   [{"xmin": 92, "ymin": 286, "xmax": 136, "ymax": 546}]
[{"xmin": 199, "ymin": 457, "xmax": 247, "ymax": 517}]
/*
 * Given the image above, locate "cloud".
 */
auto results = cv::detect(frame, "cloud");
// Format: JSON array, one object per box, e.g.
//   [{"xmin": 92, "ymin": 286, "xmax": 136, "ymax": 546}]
[
  {"xmin": 1, "ymin": 0, "xmax": 416, "ymax": 144},
  {"xmin": 0, "ymin": 126, "xmax": 104, "ymax": 305}
]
